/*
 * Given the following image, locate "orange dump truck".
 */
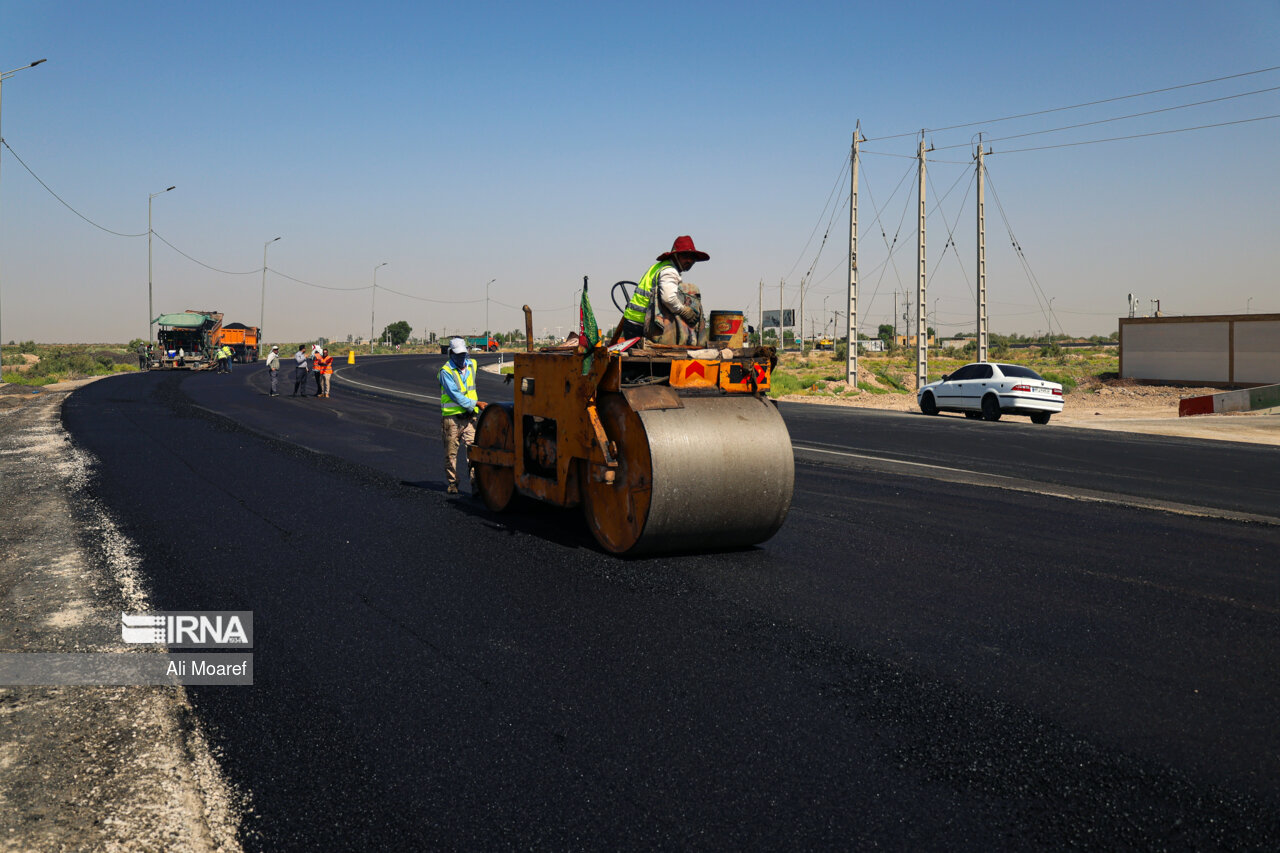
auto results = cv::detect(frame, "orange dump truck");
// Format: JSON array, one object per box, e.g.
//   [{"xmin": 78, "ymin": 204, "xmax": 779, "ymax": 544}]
[{"xmin": 213, "ymin": 323, "xmax": 261, "ymax": 362}]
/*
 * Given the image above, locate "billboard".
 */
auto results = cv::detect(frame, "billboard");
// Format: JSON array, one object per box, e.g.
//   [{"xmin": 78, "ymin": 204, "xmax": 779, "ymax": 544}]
[{"xmin": 761, "ymin": 309, "xmax": 795, "ymax": 327}]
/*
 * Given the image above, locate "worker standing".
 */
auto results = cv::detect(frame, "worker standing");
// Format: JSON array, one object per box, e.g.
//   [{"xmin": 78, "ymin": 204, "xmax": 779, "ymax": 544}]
[
  {"xmin": 438, "ymin": 337, "xmax": 486, "ymax": 495},
  {"xmin": 223, "ymin": 344, "xmax": 235, "ymax": 374},
  {"xmin": 618, "ymin": 235, "xmax": 709, "ymax": 346},
  {"xmin": 312, "ymin": 344, "xmax": 324, "ymax": 397},
  {"xmin": 265, "ymin": 345, "xmax": 280, "ymax": 396},
  {"xmin": 292, "ymin": 345, "xmax": 309, "ymax": 396},
  {"xmin": 315, "ymin": 348, "xmax": 334, "ymax": 398}
]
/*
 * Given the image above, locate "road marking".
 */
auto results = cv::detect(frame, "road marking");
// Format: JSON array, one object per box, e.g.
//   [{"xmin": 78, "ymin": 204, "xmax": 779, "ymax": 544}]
[
  {"xmin": 332, "ymin": 366, "xmax": 439, "ymax": 402},
  {"xmin": 793, "ymin": 442, "xmax": 1280, "ymax": 526}
]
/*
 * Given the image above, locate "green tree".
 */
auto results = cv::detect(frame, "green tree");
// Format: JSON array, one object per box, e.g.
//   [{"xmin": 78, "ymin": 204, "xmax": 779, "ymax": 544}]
[
  {"xmin": 382, "ymin": 321, "xmax": 412, "ymax": 346},
  {"xmin": 877, "ymin": 324, "xmax": 894, "ymax": 347}
]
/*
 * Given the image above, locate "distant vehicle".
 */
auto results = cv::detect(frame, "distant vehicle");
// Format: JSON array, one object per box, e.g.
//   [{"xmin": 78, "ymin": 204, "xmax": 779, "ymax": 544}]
[
  {"xmin": 815, "ymin": 337, "xmax": 834, "ymax": 351},
  {"xmin": 917, "ymin": 362, "xmax": 1063, "ymax": 424},
  {"xmin": 439, "ymin": 335, "xmax": 499, "ymax": 354},
  {"xmin": 213, "ymin": 323, "xmax": 261, "ymax": 363}
]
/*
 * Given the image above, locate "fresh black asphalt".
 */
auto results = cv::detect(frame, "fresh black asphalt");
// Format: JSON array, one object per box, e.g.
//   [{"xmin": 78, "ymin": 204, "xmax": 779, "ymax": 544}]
[{"xmin": 59, "ymin": 360, "xmax": 1280, "ymax": 849}]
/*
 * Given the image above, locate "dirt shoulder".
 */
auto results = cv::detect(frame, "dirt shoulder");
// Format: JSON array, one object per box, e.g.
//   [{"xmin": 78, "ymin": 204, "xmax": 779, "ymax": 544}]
[{"xmin": 0, "ymin": 376, "xmax": 243, "ymax": 852}]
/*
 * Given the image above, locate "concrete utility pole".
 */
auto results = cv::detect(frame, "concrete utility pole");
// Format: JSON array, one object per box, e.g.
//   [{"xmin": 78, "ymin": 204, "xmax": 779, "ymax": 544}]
[
  {"xmin": 975, "ymin": 142, "xmax": 989, "ymax": 363},
  {"xmin": 758, "ymin": 280, "xmax": 763, "ymax": 345},
  {"xmin": 846, "ymin": 125, "xmax": 861, "ymax": 384},
  {"xmin": 799, "ymin": 276, "xmax": 805, "ymax": 353},
  {"xmin": 916, "ymin": 133, "xmax": 929, "ymax": 389},
  {"xmin": 778, "ymin": 279, "xmax": 784, "ymax": 349}
]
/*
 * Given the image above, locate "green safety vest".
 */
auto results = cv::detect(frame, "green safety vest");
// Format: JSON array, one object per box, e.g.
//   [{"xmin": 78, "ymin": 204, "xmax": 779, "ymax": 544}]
[
  {"xmin": 622, "ymin": 261, "xmax": 673, "ymax": 326},
  {"xmin": 439, "ymin": 360, "xmax": 477, "ymax": 417}
]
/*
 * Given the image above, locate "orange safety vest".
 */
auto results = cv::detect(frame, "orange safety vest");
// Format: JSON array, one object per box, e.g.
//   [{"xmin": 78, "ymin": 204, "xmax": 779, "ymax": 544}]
[{"xmin": 315, "ymin": 355, "xmax": 334, "ymax": 375}]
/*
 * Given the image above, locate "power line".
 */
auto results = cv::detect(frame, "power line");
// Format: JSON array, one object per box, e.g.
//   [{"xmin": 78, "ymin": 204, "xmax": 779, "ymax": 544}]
[
  {"xmin": 934, "ymin": 84, "xmax": 1280, "ymax": 151},
  {"xmin": 862, "ymin": 64, "xmax": 1280, "ymax": 142},
  {"xmin": 1, "ymin": 139, "xmax": 146, "ymax": 237},
  {"xmin": 151, "ymin": 230, "xmax": 259, "ymax": 275},
  {"xmin": 992, "ymin": 113, "xmax": 1280, "ymax": 154}
]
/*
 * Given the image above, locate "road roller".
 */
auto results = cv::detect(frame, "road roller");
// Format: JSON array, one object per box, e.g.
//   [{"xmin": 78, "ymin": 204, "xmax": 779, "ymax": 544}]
[{"xmin": 469, "ymin": 308, "xmax": 794, "ymax": 556}]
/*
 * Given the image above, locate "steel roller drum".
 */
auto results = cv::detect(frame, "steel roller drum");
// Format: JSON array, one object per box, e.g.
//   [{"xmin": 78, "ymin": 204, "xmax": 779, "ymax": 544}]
[{"xmin": 585, "ymin": 393, "xmax": 794, "ymax": 555}]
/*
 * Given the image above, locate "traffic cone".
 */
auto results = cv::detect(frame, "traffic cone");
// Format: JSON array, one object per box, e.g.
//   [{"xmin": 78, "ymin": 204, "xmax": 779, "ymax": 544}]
[{"xmin": 347, "ymin": 349, "xmax": 355, "ymax": 364}]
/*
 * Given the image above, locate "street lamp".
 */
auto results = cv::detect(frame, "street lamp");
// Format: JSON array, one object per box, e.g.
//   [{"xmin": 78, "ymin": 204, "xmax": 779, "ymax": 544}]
[
  {"xmin": 0, "ymin": 58, "xmax": 47, "ymax": 374},
  {"xmin": 260, "ymin": 236, "xmax": 280, "ymax": 344},
  {"xmin": 371, "ymin": 262, "xmax": 387, "ymax": 351},
  {"xmin": 484, "ymin": 278, "xmax": 495, "ymax": 335},
  {"xmin": 148, "ymin": 185, "xmax": 176, "ymax": 344}
]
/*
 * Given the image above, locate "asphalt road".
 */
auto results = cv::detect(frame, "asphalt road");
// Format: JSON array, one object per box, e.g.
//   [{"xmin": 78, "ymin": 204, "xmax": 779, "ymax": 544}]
[{"xmin": 60, "ymin": 358, "xmax": 1280, "ymax": 849}]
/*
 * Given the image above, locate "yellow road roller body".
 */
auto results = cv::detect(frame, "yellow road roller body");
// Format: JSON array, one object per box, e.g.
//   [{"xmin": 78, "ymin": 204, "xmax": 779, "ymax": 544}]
[{"xmin": 469, "ymin": 342, "xmax": 794, "ymax": 556}]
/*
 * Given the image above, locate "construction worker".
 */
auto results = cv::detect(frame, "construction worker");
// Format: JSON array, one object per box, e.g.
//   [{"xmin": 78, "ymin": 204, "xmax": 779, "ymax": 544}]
[
  {"xmin": 438, "ymin": 337, "xmax": 486, "ymax": 495},
  {"xmin": 265, "ymin": 345, "xmax": 280, "ymax": 396},
  {"xmin": 222, "ymin": 344, "xmax": 235, "ymax": 374},
  {"xmin": 312, "ymin": 344, "xmax": 324, "ymax": 396},
  {"xmin": 618, "ymin": 235, "xmax": 709, "ymax": 346},
  {"xmin": 292, "ymin": 345, "xmax": 309, "ymax": 396},
  {"xmin": 315, "ymin": 348, "xmax": 334, "ymax": 397}
]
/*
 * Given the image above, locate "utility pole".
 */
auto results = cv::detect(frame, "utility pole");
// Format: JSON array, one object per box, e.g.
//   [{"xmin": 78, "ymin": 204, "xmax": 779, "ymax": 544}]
[
  {"xmin": 893, "ymin": 291, "xmax": 898, "ymax": 344},
  {"xmin": 916, "ymin": 133, "xmax": 929, "ymax": 389},
  {"xmin": 779, "ymin": 278, "xmax": 784, "ymax": 349},
  {"xmin": 975, "ymin": 141, "xmax": 989, "ymax": 363},
  {"xmin": 846, "ymin": 124, "xmax": 861, "ymax": 384},
  {"xmin": 799, "ymin": 276, "xmax": 805, "ymax": 353},
  {"xmin": 758, "ymin": 280, "xmax": 763, "ymax": 346}
]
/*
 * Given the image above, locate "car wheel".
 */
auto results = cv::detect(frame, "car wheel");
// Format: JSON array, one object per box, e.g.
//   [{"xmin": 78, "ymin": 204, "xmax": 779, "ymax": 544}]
[
  {"xmin": 1030, "ymin": 412, "xmax": 1051, "ymax": 425},
  {"xmin": 964, "ymin": 412, "xmax": 982, "ymax": 419},
  {"xmin": 981, "ymin": 394, "xmax": 1002, "ymax": 422},
  {"xmin": 920, "ymin": 392, "xmax": 939, "ymax": 416}
]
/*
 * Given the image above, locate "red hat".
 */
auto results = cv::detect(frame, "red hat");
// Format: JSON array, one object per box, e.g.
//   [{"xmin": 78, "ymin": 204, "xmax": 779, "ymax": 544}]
[{"xmin": 657, "ymin": 235, "xmax": 709, "ymax": 263}]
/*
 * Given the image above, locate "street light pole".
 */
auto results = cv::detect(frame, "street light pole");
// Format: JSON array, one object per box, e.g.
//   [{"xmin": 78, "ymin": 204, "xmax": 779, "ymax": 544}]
[
  {"xmin": 260, "ymin": 236, "xmax": 280, "ymax": 345},
  {"xmin": 0, "ymin": 58, "xmax": 47, "ymax": 374},
  {"xmin": 371, "ymin": 262, "xmax": 387, "ymax": 352},
  {"xmin": 485, "ymin": 278, "xmax": 495, "ymax": 335},
  {"xmin": 147, "ymin": 185, "xmax": 175, "ymax": 344}
]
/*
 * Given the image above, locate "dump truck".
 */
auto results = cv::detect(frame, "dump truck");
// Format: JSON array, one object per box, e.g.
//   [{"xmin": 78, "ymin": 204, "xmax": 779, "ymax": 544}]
[
  {"xmin": 439, "ymin": 335, "xmax": 499, "ymax": 354},
  {"xmin": 152, "ymin": 310, "xmax": 223, "ymax": 369},
  {"xmin": 469, "ymin": 305, "xmax": 793, "ymax": 555},
  {"xmin": 214, "ymin": 323, "xmax": 261, "ymax": 363}
]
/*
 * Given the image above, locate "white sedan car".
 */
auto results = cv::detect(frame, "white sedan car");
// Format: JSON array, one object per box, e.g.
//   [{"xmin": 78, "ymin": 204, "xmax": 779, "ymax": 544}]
[{"xmin": 917, "ymin": 362, "xmax": 1064, "ymax": 424}]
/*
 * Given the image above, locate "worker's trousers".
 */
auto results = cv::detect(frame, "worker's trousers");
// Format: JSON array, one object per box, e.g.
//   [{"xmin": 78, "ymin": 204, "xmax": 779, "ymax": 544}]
[
  {"xmin": 294, "ymin": 367, "xmax": 308, "ymax": 395},
  {"xmin": 441, "ymin": 413, "xmax": 477, "ymax": 488},
  {"xmin": 269, "ymin": 367, "xmax": 279, "ymax": 395}
]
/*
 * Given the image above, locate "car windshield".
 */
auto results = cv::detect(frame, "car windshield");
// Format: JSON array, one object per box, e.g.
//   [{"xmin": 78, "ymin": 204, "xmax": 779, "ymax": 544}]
[{"xmin": 997, "ymin": 364, "xmax": 1043, "ymax": 380}]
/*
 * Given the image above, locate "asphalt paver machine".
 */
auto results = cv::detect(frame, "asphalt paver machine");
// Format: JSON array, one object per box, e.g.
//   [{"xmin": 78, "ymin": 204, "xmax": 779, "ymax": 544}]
[{"xmin": 470, "ymin": 307, "xmax": 794, "ymax": 555}]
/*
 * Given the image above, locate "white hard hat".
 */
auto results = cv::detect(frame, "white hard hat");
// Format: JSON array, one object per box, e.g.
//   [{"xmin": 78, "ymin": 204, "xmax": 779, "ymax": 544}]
[{"xmin": 449, "ymin": 337, "xmax": 467, "ymax": 354}]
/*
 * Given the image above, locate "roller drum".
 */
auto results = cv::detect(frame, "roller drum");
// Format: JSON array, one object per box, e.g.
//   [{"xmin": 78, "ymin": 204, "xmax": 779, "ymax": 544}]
[{"xmin": 585, "ymin": 394, "xmax": 793, "ymax": 555}]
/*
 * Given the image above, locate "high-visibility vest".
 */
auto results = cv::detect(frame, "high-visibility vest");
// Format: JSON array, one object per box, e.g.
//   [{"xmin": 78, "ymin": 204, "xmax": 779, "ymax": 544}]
[
  {"xmin": 315, "ymin": 355, "xmax": 333, "ymax": 375},
  {"xmin": 622, "ymin": 261, "xmax": 673, "ymax": 326},
  {"xmin": 439, "ymin": 360, "xmax": 477, "ymax": 416}
]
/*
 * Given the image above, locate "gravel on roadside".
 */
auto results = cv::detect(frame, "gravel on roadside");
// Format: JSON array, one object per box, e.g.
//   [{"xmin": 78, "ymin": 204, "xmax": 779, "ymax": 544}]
[{"xmin": 0, "ymin": 381, "xmax": 244, "ymax": 852}]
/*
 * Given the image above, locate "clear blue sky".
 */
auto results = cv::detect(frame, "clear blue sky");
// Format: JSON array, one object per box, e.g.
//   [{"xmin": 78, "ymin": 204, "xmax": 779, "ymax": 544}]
[{"xmin": 2, "ymin": 1, "xmax": 1277, "ymax": 344}]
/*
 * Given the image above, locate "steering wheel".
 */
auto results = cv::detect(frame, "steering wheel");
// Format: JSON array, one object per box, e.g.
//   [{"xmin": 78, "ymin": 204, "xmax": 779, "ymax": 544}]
[{"xmin": 611, "ymin": 281, "xmax": 638, "ymax": 314}]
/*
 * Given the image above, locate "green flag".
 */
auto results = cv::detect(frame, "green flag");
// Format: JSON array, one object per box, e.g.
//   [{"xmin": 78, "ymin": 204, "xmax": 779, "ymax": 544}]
[
  {"xmin": 581, "ymin": 284, "xmax": 599, "ymax": 374},
  {"xmin": 581, "ymin": 287, "xmax": 599, "ymax": 347}
]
